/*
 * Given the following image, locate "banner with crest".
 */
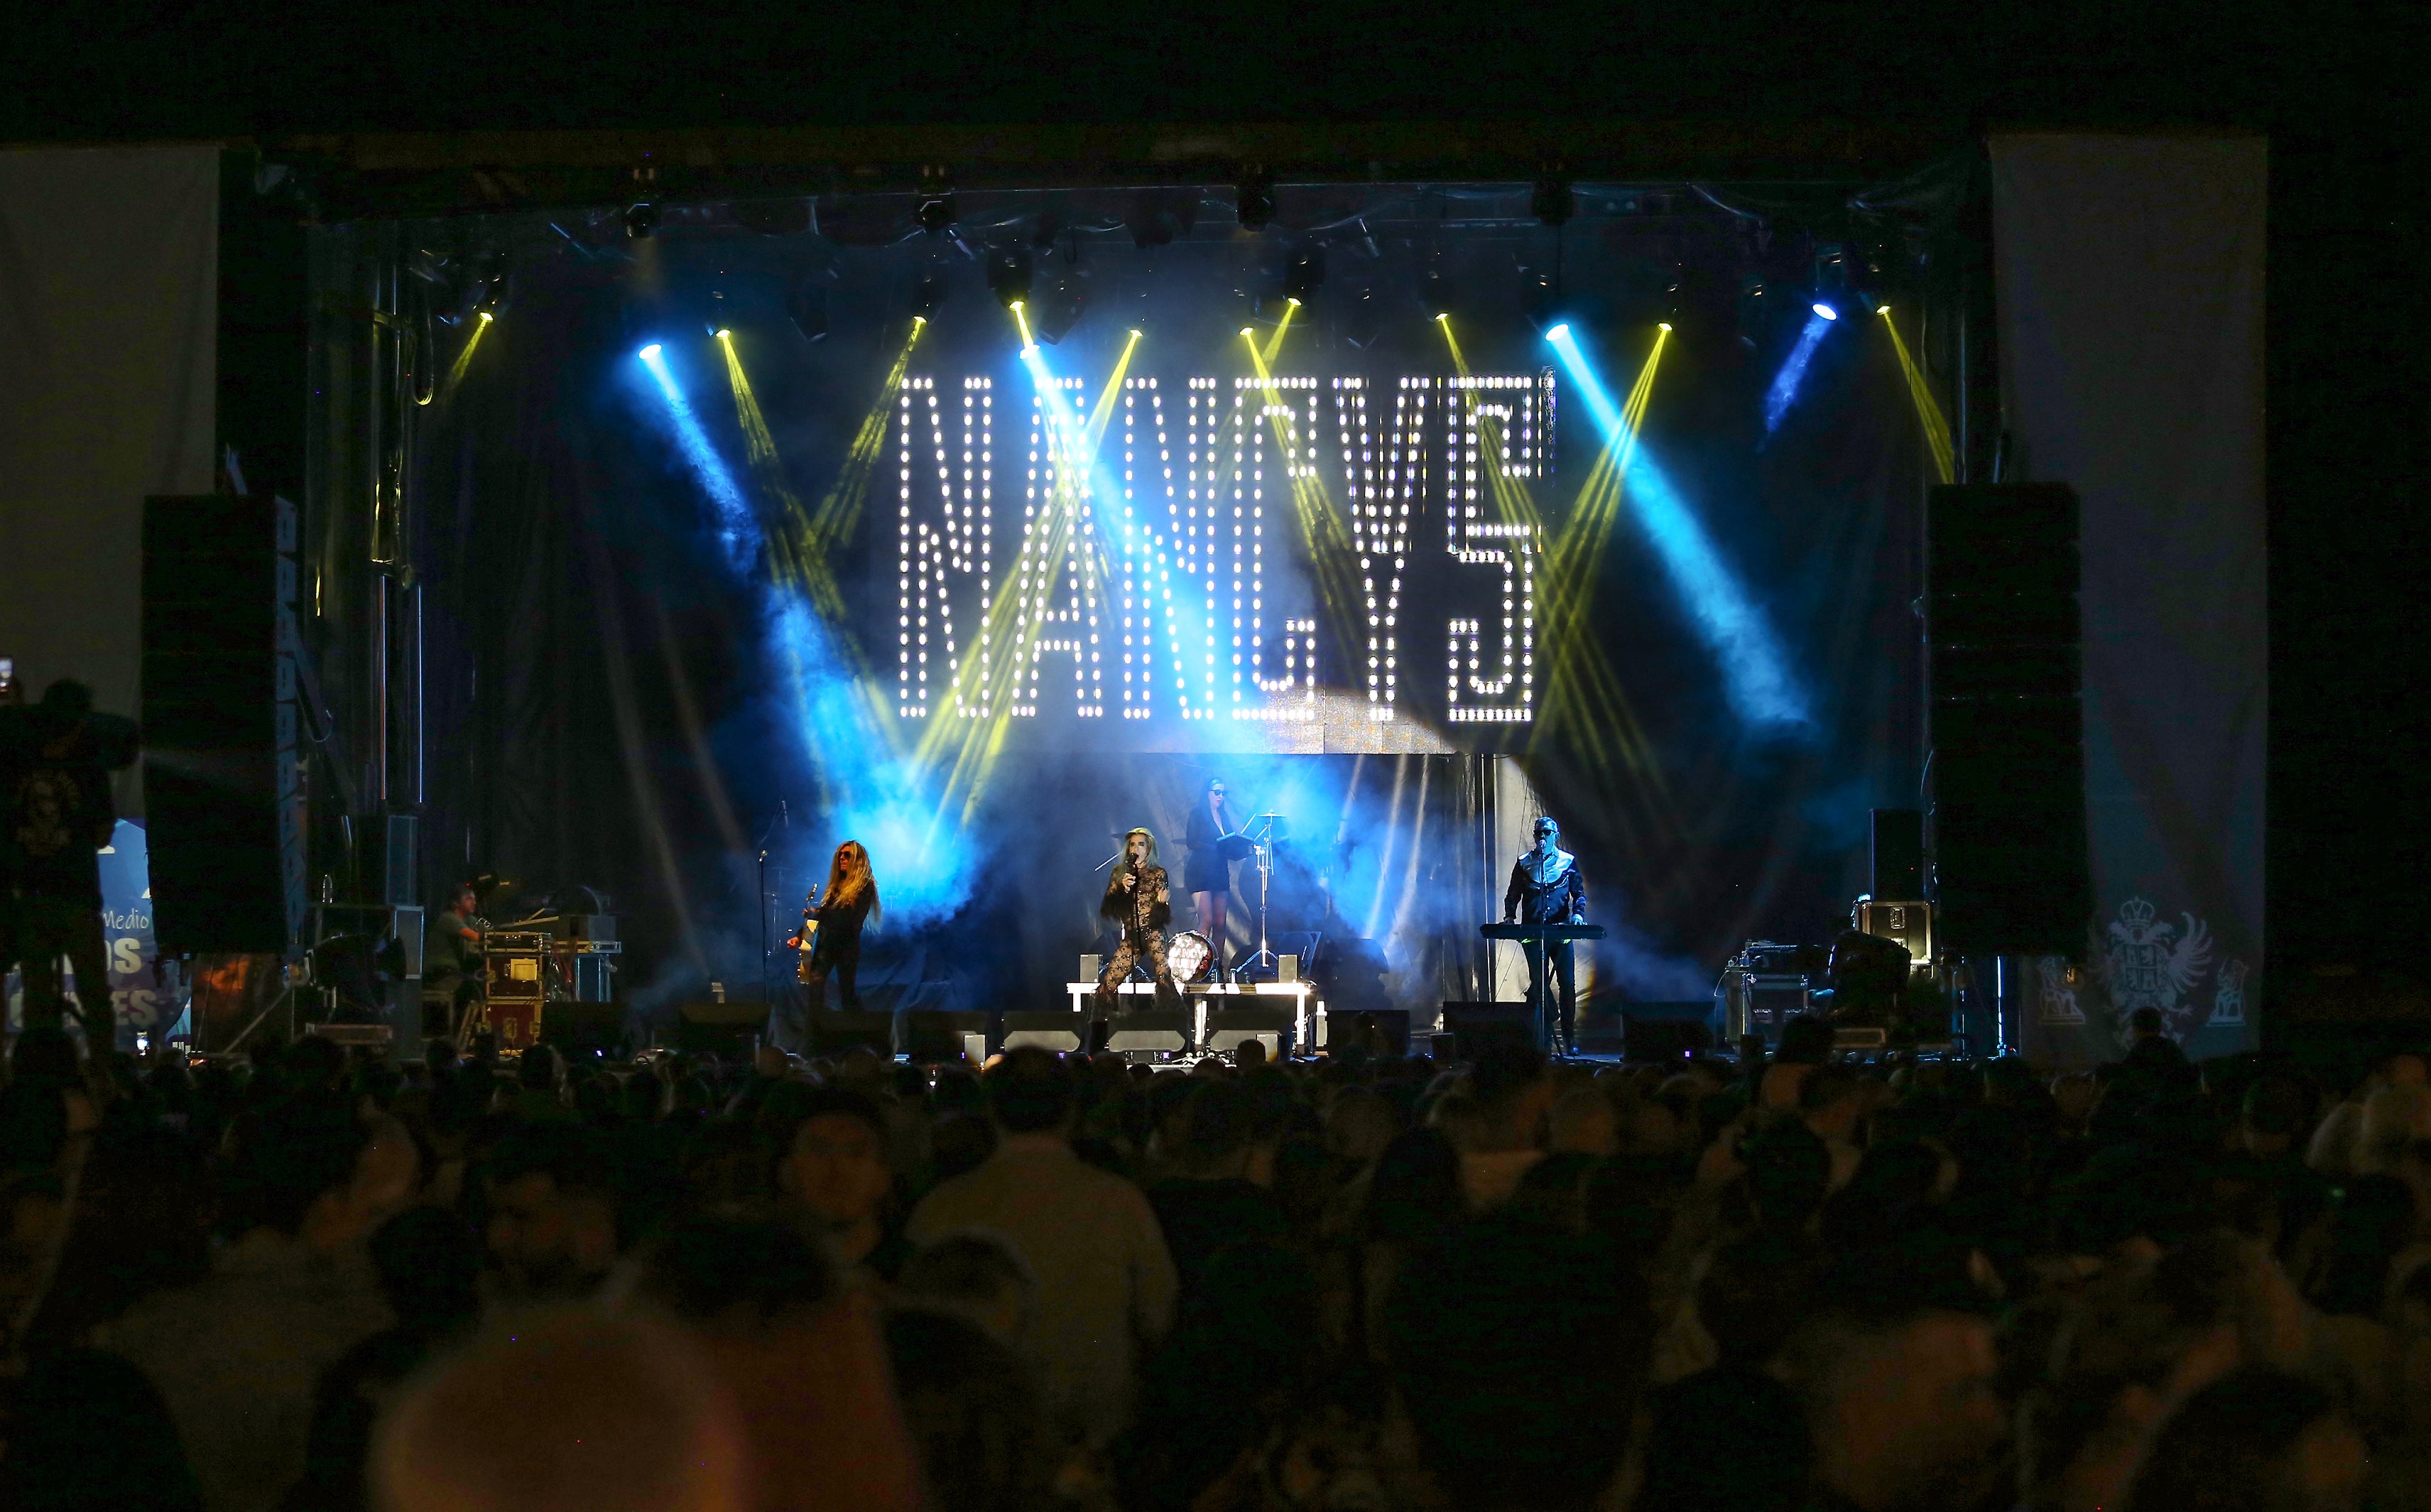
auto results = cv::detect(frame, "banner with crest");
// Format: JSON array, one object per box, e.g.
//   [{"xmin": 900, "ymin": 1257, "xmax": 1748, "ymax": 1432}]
[{"xmin": 1994, "ymin": 136, "xmax": 2267, "ymax": 1060}]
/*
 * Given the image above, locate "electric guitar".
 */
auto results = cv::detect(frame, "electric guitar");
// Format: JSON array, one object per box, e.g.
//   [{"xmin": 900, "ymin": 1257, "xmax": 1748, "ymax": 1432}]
[{"xmin": 786, "ymin": 885, "xmax": 822, "ymax": 983}]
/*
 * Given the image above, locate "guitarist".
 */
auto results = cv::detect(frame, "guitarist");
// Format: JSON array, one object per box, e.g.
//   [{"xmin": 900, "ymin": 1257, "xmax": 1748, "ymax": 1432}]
[
  {"xmin": 1501, "ymin": 816, "xmax": 1587, "ymax": 1055},
  {"xmin": 790, "ymin": 840, "xmax": 880, "ymax": 1017}
]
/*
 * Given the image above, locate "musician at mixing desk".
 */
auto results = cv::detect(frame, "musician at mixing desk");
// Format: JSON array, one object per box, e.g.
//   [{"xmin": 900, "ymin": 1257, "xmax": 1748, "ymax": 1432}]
[
  {"xmin": 1184, "ymin": 777, "xmax": 1239, "ymax": 977},
  {"xmin": 1503, "ymin": 816, "xmax": 1587, "ymax": 1055},
  {"xmin": 423, "ymin": 881, "xmax": 486, "ymax": 1035},
  {"xmin": 1095, "ymin": 827, "xmax": 1185, "ymax": 1022},
  {"xmin": 794, "ymin": 840, "xmax": 880, "ymax": 1015}
]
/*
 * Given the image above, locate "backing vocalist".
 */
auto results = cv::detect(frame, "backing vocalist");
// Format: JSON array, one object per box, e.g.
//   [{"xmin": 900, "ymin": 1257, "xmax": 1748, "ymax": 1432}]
[{"xmin": 1094, "ymin": 827, "xmax": 1184, "ymax": 1019}]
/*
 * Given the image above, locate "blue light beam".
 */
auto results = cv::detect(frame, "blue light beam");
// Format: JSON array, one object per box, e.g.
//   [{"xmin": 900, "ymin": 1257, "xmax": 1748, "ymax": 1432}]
[
  {"xmin": 637, "ymin": 343, "xmax": 758, "ymax": 567},
  {"xmin": 768, "ymin": 595, "xmax": 974, "ymax": 922},
  {"xmin": 1763, "ymin": 310, "xmax": 1835, "ymax": 435},
  {"xmin": 1546, "ymin": 326, "xmax": 1809, "ymax": 731}
]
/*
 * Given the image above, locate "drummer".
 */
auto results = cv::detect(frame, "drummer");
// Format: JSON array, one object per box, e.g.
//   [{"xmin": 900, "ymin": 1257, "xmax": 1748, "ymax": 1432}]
[{"xmin": 1184, "ymin": 777, "xmax": 1242, "ymax": 980}]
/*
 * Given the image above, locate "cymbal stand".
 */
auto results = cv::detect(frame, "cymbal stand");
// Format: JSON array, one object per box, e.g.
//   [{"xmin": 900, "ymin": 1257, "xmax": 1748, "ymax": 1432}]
[{"xmin": 1234, "ymin": 813, "xmax": 1283, "ymax": 980}]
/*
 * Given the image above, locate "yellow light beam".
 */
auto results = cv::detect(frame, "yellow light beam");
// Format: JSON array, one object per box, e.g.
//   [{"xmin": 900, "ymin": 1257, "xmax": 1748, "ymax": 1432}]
[
  {"xmin": 441, "ymin": 311, "xmax": 491, "ymax": 400},
  {"xmin": 802, "ymin": 319, "xmax": 923, "ymax": 550},
  {"xmin": 1878, "ymin": 308, "xmax": 1954, "ymax": 484},
  {"xmin": 1260, "ymin": 299, "xmax": 1298, "ymax": 365},
  {"xmin": 1085, "ymin": 329, "xmax": 1142, "ymax": 452},
  {"xmin": 918, "ymin": 351, "xmax": 1122, "ymax": 806},
  {"xmin": 1529, "ymin": 327, "xmax": 1670, "ymax": 779},
  {"xmin": 1011, "ymin": 300, "xmax": 1033, "ymax": 350},
  {"xmin": 1241, "ymin": 328, "xmax": 1365, "ymax": 657}
]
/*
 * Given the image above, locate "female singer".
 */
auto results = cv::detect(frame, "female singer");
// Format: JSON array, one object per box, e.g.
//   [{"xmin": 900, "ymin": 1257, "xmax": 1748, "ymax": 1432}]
[
  {"xmin": 1183, "ymin": 776, "xmax": 1236, "ymax": 977},
  {"xmin": 797, "ymin": 839, "xmax": 880, "ymax": 1013},
  {"xmin": 1095, "ymin": 827, "xmax": 1184, "ymax": 1020}
]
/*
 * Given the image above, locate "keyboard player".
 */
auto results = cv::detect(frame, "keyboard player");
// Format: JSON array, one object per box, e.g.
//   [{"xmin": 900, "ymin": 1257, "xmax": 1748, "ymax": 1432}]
[{"xmin": 1502, "ymin": 816, "xmax": 1587, "ymax": 1055}]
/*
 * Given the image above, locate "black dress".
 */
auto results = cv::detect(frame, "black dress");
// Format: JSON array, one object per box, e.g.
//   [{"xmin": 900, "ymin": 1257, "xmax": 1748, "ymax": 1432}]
[{"xmin": 1183, "ymin": 802, "xmax": 1235, "ymax": 898}]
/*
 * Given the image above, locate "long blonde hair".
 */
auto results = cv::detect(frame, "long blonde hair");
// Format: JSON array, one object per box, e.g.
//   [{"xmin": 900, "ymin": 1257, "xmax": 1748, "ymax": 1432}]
[
  {"xmin": 826, "ymin": 840, "xmax": 880, "ymax": 925},
  {"xmin": 1115, "ymin": 827, "xmax": 1160, "ymax": 885}
]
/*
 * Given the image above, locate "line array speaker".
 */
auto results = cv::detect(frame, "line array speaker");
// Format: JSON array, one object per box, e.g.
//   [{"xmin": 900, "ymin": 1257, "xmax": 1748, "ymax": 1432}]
[
  {"xmin": 1925, "ymin": 483, "xmax": 2092, "ymax": 955},
  {"xmin": 141, "ymin": 494, "xmax": 304, "ymax": 955}
]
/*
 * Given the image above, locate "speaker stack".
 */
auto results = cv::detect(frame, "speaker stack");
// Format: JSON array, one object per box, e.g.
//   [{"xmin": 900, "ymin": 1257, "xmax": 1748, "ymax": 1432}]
[
  {"xmin": 141, "ymin": 494, "xmax": 305, "ymax": 956},
  {"xmin": 1924, "ymin": 483, "xmax": 2092, "ymax": 955}
]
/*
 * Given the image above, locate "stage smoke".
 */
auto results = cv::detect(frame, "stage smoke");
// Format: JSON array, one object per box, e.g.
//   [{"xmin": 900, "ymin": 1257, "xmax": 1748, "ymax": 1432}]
[
  {"xmin": 1546, "ymin": 323, "xmax": 1807, "ymax": 734},
  {"xmin": 1763, "ymin": 309, "xmax": 1836, "ymax": 435}
]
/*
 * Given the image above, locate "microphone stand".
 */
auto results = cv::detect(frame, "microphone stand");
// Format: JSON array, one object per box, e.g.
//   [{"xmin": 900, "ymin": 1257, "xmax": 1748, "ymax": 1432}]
[{"xmin": 755, "ymin": 802, "xmax": 788, "ymax": 1009}]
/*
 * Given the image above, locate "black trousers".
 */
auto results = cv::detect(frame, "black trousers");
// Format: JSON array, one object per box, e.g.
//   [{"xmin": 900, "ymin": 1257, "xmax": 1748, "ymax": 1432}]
[
  {"xmin": 1523, "ymin": 938, "xmax": 1579, "ymax": 1054},
  {"xmin": 803, "ymin": 937, "xmax": 862, "ymax": 1012},
  {"xmin": 16, "ymin": 895, "xmax": 114, "ymax": 1043},
  {"xmin": 1094, "ymin": 928, "xmax": 1183, "ymax": 1020}
]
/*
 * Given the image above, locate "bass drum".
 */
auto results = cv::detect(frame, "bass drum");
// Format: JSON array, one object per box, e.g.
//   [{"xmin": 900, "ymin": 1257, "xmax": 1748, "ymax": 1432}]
[{"xmin": 1165, "ymin": 930, "xmax": 1217, "ymax": 984}]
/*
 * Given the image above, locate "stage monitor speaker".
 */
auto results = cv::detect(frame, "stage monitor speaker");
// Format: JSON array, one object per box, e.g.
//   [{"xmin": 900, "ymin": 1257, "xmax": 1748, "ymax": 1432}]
[
  {"xmin": 389, "ymin": 905, "xmax": 425, "ymax": 981},
  {"xmin": 543, "ymin": 1002, "xmax": 628, "ymax": 1061},
  {"xmin": 142, "ymin": 494, "xmax": 303, "ymax": 956},
  {"xmin": 1105, "ymin": 1011, "xmax": 1189, "ymax": 1054},
  {"xmin": 1870, "ymin": 809, "xmax": 1924, "ymax": 900},
  {"xmin": 806, "ymin": 1012, "xmax": 896, "ymax": 1059},
  {"xmin": 676, "ymin": 999, "xmax": 770, "ymax": 1055},
  {"xmin": 1925, "ymin": 482, "xmax": 2092, "ymax": 956},
  {"xmin": 1204, "ymin": 1006, "xmax": 1293, "ymax": 1057},
  {"xmin": 1623, "ymin": 1006, "xmax": 1717, "ymax": 1063},
  {"xmin": 1574, "ymin": 998, "xmax": 1626, "ymax": 1057},
  {"xmin": 999, "ymin": 1012, "xmax": 1083, "ymax": 1053},
  {"xmin": 905, "ymin": 1011, "xmax": 989, "ymax": 1063},
  {"xmin": 1317, "ymin": 1008, "xmax": 1410, "ymax": 1056},
  {"xmin": 1439, "ymin": 1001, "xmax": 1536, "ymax": 1062}
]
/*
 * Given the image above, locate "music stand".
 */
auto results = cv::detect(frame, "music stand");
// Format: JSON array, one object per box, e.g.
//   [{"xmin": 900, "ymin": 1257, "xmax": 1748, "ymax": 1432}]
[{"xmin": 1232, "ymin": 813, "xmax": 1290, "ymax": 980}]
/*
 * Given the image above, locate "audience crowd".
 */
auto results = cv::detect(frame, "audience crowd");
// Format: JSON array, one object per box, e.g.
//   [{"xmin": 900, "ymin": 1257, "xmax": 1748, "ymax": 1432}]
[{"xmin": 0, "ymin": 1004, "xmax": 2422, "ymax": 1511}]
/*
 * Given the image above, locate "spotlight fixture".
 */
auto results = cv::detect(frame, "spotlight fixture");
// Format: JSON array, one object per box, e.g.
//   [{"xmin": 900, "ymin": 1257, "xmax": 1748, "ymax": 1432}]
[
  {"xmin": 915, "ymin": 194, "xmax": 957, "ymax": 235},
  {"xmin": 1235, "ymin": 168, "xmax": 1276, "ymax": 231},
  {"xmin": 1736, "ymin": 276, "xmax": 1771, "ymax": 349},
  {"xmin": 1812, "ymin": 302, "xmax": 1839, "ymax": 321},
  {"xmin": 1028, "ymin": 277, "xmax": 1087, "ymax": 344},
  {"xmin": 1543, "ymin": 322, "xmax": 1571, "ymax": 343},
  {"xmin": 1030, "ymin": 207, "xmax": 1067, "ymax": 250},
  {"xmin": 1343, "ymin": 287, "xmax": 1385, "ymax": 350},
  {"xmin": 985, "ymin": 245, "xmax": 1034, "ymax": 309},
  {"xmin": 1521, "ymin": 266, "xmax": 1560, "ymax": 331},
  {"xmin": 624, "ymin": 202, "xmax": 661, "ymax": 239},
  {"xmin": 1283, "ymin": 249, "xmax": 1324, "ymax": 303},
  {"xmin": 638, "ymin": 343, "xmax": 663, "ymax": 360},
  {"xmin": 1531, "ymin": 174, "xmax": 1574, "ymax": 227},
  {"xmin": 1659, "ymin": 322, "xmax": 1673, "ymax": 332},
  {"xmin": 477, "ymin": 310, "xmax": 494, "ymax": 324},
  {"xmin": 787, "ymin": 278, "xmax": 831, "ymax": 343},
  {"xmin": 1125, "ymin": 188, "xmax": 1193, "ymax": 249},
  {"xmin": 714, "ymin": 327, "xmax": 733, "ymax": 339},
  {"xmin": 1876, "ymin": 303, "xmax": 1891, "ymax": 315},
  {"xmin": 912, "ymin": 272, "xmax": 947, "ymax": 320}
]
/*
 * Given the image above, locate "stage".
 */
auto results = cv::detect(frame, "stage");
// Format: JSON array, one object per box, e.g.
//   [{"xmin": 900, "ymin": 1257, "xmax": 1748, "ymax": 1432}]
[{"xmin": 85, "ymin": 130, "xmax": 2262, "ymax": 1065}]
